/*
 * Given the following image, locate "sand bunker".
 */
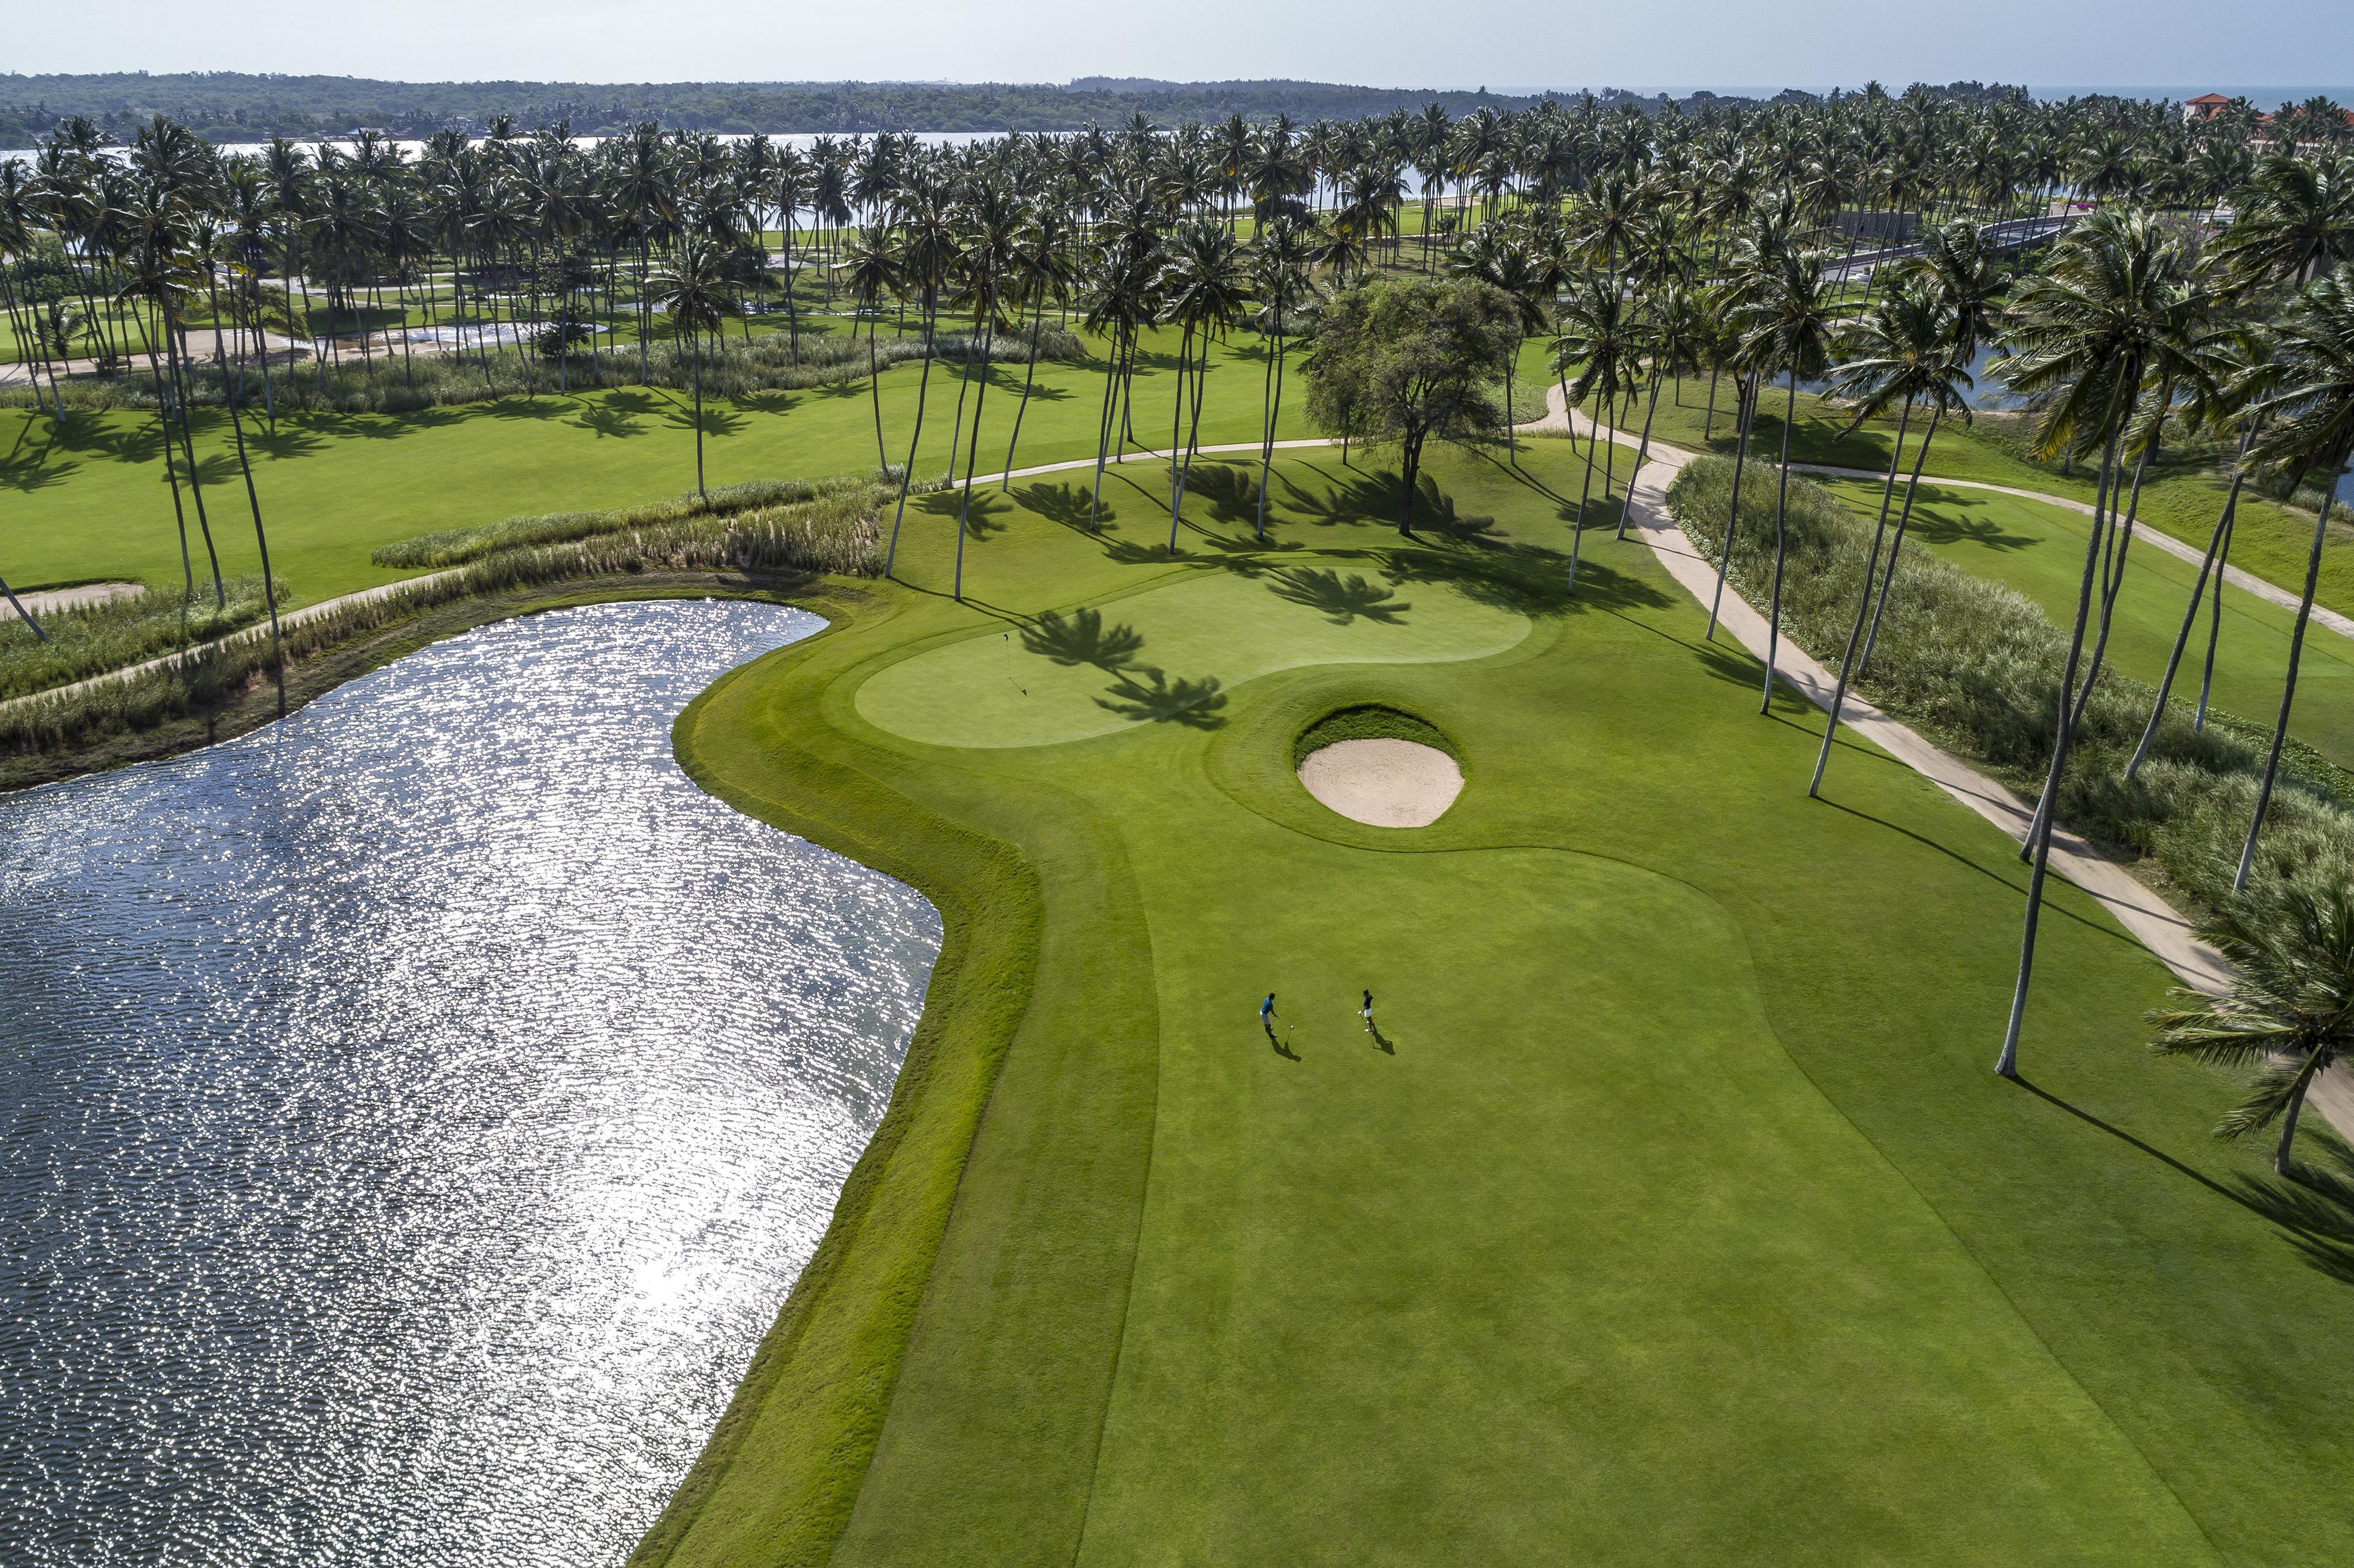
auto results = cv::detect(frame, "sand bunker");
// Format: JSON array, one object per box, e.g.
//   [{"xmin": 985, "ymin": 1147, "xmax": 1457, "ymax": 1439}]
[{"xmin": 1297, "ymin": 739, "xmax": 1463, "ymax": 827}]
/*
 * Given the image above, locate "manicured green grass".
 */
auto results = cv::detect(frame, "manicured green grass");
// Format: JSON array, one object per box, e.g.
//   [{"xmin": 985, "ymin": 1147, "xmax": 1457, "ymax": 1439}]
[
  {"xmin": 647, "ymin": 436, "xmax": 2354, "ymax": 1566},
  {"xmin": 0, "ymin": 328, "xmax": 1309, "ymax": 603},
  {"xmin": 1815, "ymin": 476, "xmax": 2354, "ymax": 769}
]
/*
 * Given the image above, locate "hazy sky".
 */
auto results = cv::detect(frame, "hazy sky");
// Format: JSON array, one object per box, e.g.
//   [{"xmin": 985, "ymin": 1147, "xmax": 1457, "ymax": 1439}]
[{"xmin": 8, "ymin": 0, "xmax": 2351, "ymax": 91}]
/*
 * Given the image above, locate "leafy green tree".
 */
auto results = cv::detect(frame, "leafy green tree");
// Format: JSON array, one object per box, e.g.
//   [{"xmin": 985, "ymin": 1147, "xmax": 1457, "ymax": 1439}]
[{"xmin": 1300, "ymin": 276, "xmax": 1518, "ymax": 537}]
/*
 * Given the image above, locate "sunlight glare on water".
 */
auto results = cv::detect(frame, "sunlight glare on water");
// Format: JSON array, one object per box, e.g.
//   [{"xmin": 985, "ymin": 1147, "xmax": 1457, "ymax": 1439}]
[{"xmin": 0, "ymin": 600, "xmax": 941, "ymax": 1566}]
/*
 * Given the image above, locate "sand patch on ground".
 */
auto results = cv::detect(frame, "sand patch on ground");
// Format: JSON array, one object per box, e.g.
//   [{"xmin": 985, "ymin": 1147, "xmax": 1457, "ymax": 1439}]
[
  {"xmin": 18, "ymin": 581, "xmax": 144, "ymax": 615},
  {"xmin": 1297, "ymin": 739, "xmax": 1463, "ymax": 827}
]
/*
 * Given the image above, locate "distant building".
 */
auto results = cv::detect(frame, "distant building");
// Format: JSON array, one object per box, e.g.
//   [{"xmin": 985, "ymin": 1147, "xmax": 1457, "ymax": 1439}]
[{"xmin": 2182, "ymin": 92, "xmax": 2232, "ymax": 122}]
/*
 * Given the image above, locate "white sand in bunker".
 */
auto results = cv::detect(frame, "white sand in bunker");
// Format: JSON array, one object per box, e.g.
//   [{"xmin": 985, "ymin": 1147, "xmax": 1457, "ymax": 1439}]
[{"xmin": 1296, "ymin": 739, "xmax": 1464, "ymax": 828}]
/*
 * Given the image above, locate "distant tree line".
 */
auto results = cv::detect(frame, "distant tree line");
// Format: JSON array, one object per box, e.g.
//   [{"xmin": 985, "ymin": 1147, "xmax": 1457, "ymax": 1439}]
[{"xmin": 0, "ymin": 72, "xmax": 2043, "ymax": 145}]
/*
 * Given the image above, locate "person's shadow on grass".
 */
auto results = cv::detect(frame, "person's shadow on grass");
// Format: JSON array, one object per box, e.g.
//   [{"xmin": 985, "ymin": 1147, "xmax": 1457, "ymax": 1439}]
[
  {"xmin": 1264, "ymin": 1020, "xmax": 1299, "ymax": 1060},
  {"xmin": 1368, "ymin": 1022, "xmax": 1395, "ymax": 1055}
]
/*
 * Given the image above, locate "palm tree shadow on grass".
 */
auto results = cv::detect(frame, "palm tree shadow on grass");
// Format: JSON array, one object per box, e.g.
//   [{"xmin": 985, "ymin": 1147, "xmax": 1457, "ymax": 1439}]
[
  {"xmin": 664, "ymin": 402, "xmax": 746, "ymax": 438},
  {"xmin": 1017, "ymin": 480, "xmax": 1113, "ymax": 533},
  {"xmin": 569, "ymin": 402, "xmax": 647, "ymax": 439},
  {"xmin": 0, "ymin": 449, "xmax": 78, "ymax": 493},
  {"xmin": 914, "ymin": 488, "xmax": 1015, "ymax": 538},
  {"xmin": 1268, "ymin": 567, "xmax": 1411, "ymax": 625},
  {"xmin": 2233, "ymin": 1140, "xmax": 2354, "ymax": 1288},
  {"xmin": 1021, "ymin": 606, "xmax": 1145, "ymax": 668},
  {"xmin": 1095, "ymin": 667, "xmax": 1228, "ymax": 728},
  {"xmin": 1908, "ymin": 506, "xmax": 2037, "ymax": 553}
]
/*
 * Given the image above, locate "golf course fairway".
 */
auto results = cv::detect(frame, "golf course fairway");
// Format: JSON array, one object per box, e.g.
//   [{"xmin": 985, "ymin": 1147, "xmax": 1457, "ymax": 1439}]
[{"xmin": 641, "ymin": 441, "xmax": 2354, "ymax": 1567}]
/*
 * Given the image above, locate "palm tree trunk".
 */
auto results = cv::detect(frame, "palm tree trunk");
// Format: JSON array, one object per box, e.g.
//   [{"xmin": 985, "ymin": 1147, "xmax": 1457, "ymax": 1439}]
[
  {"xmin": 2022, "ymin": 436, "xmax": 2155, "ymax": 856},
  {"xmin": 2236, "ymin": 453, "xmax": 2345, "ymax": 893},
  {"xmin": 1810, "ymin": 398, "xmax": 1915, "ymax": 796},
  {"xmin": 162, "ymin": 321, "xmax": 227, "ymax": 608},
  {"xmin": 943, "ymin": 326, "xmax": 975, "ymax": 484},
  {"xmin": 1001, "ymin": 291, "xmax": 1045, "ymax": 488},
  {"xmin": 2275, "ymin": 1047, "xmax": 2324, "ymax": 1176},
  {"xmin": 867, "ymin": 309, "xmax": 887, "ymax": 471},
  {"xmin": 1856, "ymin": 404, "xmax": 1947, "ymax": 675},
  {"xmin": 2195, "ymin": 511, "xmax": 2236, "ymax": 732},
  {"xmin": 224, "ymin": 368, "xmax": 286, "ymax": 710},
  {"xmin": 952, "ymin": 307, "xmax": 997, "ymax": 602},
  {"xmin": 1165, "ymin": 323, "xmax": 1193, "ymax": 545},
  {"xmin": 1, "ymin": 572, "xmax": 47, "ymax": 641},
  {"xmin": 143, "ymin": 333, "xmax": 197, "ymax": 599},
  {"xmin": 1504, "ymin": 344, "xmax": 1518, "ymax": 467},
  {"xmin": 689, "ymin": 325, "xmax": 706, "ymax": 499},
  {"xmin": 1706, "ymin": 373, "xmax": 1759, "ymax": 639},
  {"xmin": 1998, "ymin": 401, "xmax": 2129, "ymax": 1079},
  {"xmin": 2128, "ymin": 452, "xmax": 2250, "ymax": 778},
  {"xmin": 1758, "ymin": 371, "xmax": 1799, "ymax": 713},
  {"xmin": 883, "ymin": 286, "xmax": 940, "ymax": 577},
  {"xmin": 1172, "ymin": 330, "xmax": 1211, "ymax": 545},
  {"xmin": 1088, "ymin": 323, "xmax": 1121, "ymax": 531},
  {"xmin": 1256, "ymin": 327, "xmax": 1282, "ymax": 541}
]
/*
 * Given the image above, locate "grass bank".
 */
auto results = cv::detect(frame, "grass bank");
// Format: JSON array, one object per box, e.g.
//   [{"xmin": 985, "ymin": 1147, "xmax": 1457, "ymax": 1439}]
[{"xmin": 639, "ymin": 436, "xmax": 2354, "ymax": 1565}]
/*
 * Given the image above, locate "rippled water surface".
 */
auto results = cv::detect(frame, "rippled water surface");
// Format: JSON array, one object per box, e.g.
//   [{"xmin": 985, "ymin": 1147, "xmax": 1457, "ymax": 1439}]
[{"xmin": 0, "ymin": 600, "xmax": 941, "ymax": 1566}]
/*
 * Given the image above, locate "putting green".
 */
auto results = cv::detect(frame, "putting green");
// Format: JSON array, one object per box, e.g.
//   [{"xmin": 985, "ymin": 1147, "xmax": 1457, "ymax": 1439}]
[{"xmin": 855, "ymin": 567, "xmax": 1531, "ymax": 748}]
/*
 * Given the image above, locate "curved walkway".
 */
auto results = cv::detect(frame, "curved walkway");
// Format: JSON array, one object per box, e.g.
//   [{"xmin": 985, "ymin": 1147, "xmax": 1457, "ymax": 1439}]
[
  {"xmin": 1789, "ymin": 461, "xmax": 2354, "ymax": 644},
  {"xmin": 1526, "ymin": 384, "xmax": 2351, "ymax": 1134}
]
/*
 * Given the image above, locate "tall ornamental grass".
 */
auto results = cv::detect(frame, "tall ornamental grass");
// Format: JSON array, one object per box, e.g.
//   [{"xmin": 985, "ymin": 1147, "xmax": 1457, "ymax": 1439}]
[{"xmin": 1, "ymin": 577, "xmax": 282, "ymax": 701}]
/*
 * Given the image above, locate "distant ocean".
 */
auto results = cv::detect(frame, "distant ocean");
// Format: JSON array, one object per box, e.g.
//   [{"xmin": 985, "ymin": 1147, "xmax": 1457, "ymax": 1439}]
[{"xmin": 1484, "ymin": 85, "xmax": 2354, "ymax": 106}]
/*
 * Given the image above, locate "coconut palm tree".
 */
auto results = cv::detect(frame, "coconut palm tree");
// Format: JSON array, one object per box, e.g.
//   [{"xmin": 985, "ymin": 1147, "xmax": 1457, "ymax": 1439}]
[
  {"xmin": 1448, "ymin": 225, "xmax": 1549, "ymax": 465},
  {"xmin": 2232, "ymin": 264, "xmax": 2354, "ymax": 892},
  {"xmin": 2151, "ymin": 886, "xmax": 2354, "ymax": 1177},
  {"xmin": 836, "ymin": 232, "xmax": 903, "ymax": 472},
  {"xmin": 949, "ymin": 179, "xmax": 1023, "ymax": 600},
  {"xmin": 1156, "ymin": 216, "xmax": 1251, "ymax": 550},
  {"xmin": 999, "ymin": 201, "xmax": 1078, "ymax": 484},
  {"xmin": 1618, "ymin": 281, "xmax": 1706, "ymax": 540},
  {"xmin": 1549, "ymin": 272, "xmax": 1640, "ymax": 587},
  {"xmin": 2214, "ymin": 156, "xmax": 2354, "ymax": 292},
  {"xmin": 1808, "ymin": 284, "xmax": 1973, "ymax": 796},
  {"xmin": 649, "ymin": 240, "xmax": 734, "ymax": 500},
  {"xmin": 1249, "ymin": 215, "xmax": 1320, "ymax": 541},
  {"xmin": 883, "ymin": 188, "xmax": 957, "ymax": 575},
  {"xmin": 1992, "ymin": 207, "xmax": 2209, "ymax": 1077},
  {"xmin": 2126, "ymin": 323, "xmax": 2270, "ymax": 778},
  {"xmin": 1725, "ymin": 242, "xmax": 1838, "ymax": 712}
]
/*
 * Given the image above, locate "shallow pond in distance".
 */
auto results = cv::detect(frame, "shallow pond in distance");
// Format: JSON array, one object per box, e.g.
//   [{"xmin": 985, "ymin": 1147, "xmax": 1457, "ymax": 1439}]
[{"xmin": 0, "ymin": 600, "xmax": 941, "ymax": 1566}]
